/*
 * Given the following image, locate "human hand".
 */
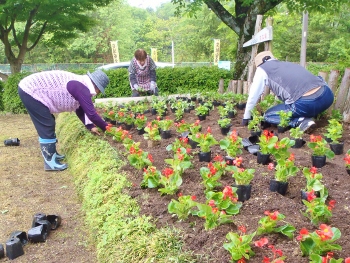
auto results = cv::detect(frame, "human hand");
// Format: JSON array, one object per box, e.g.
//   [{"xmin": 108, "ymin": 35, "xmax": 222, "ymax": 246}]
[
  {"xmin": 150, "ymin": 81, "xmax": 156, "ymax": 92},
  {"xmin": 132, "ymin": 84, "xmax": 139, "ymax": 90},
  {"xmin": 242, "ymin": 119, "xmax": 250, "ymax": 126},
  {"xmin": 90, "ymin": 127, "xmax": 101, "ymax": 135}
]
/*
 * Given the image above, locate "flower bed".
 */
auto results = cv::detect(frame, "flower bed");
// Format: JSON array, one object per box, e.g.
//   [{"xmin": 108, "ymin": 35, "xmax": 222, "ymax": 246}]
[{"xmin": 96, "ymin": 99, "xmax": 350, "ymax": 263}]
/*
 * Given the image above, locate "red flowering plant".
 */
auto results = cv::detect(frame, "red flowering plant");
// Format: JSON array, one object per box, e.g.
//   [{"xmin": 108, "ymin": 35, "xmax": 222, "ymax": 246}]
[
  {"xmin": 227, "ymin": 165, "xmax": 255, "ymax": 185},
  {"xmin": 205, "ymin": 186, "xmax": 242, "ymax": 216},
  {"xmin": 174, "ymin": 120, "xmax": 191, "ymax": 134},
  {"xmin": 127, "ymin": 142, "xmax": 153, "ymax": 170},
  {"xmin": 188, "ymin": 126, "xmax": 218, "ymax": 153},
  {"xmin": 164, "ymin": 148, "xmax": 193, "ymax": 175},
  {"xmin": 167, "ymin": 194, "xmax": 198, "ymax": 220},
  {"xmin": 309, "ymin": 252, "xmax": 348, "ymax": 263},
  {"xmin": 302, "ymin": 167, "xmax": 326, "ymax": 196},
  {"xmin": 143, "ymin": 121, "xmax": 161, "ymax": 141},
  {"xmin": 297, "ymin": 224, "xmax": 342, "ymax": 256},
  {"xmin": 102, "ymin": 109, "xmax": 116, "ymax": 122},
  {"xmin": 141, "ymin": 166, "xmax": 161, "ymax": 189},
  {"xmin": 307, "ymin": 135, "xmax": 335, "ymax": 159},
  {"xmin": 302, "ymin": 187, "xmax": 336, "ymax": 225},
  {"xmin": 343, "ymin": 150, "xmax": 350, "ymax": 169},
  {"xmin": 165, "ymin": 137, "xmax": 191, "ymax": 153},
  {"xmin": 156, "ymin": 116, "xmax": 174, "ymax": 131},
  {"xmin": 200, "ymin": 157, "xmax": 227, "ymax": 192},
  {"xmin": 223, "ymin": 226, "xmax": 256, "ymax": 262},
  {"xmin": 193, "ymin": 186, "xmax": 240, "ymax": 230},
  {"xmin": 268, "ymin": 152, "xmax": 299, "ymax": 183},
  {"xmin": 219, "ymin": 130, "xmax": 244, "ymax": 158},
  {"xmin": 256, "ymin": 210, "xmax": 296, "ymax": 239},
  {"xmin": 158, "ymin": 167, "xmax": 183, "ymax": 195},
  {"xmin": 134, "ymin": 114, "xmax": 147, "ymax": 130},
  {"xmin": 257, "ymin": 130, "xmax": 279, "ymax": 154},
  {"xmin": 254, "ymin": 237, "xmax": 286, "ymax": 263},
  {"xmin": 105, "ymin": 126, "xmax": 132, "ymax": 143},
  {"xmin": 188, "ymin": 120, "xmax": 202, "ymax": 134}
]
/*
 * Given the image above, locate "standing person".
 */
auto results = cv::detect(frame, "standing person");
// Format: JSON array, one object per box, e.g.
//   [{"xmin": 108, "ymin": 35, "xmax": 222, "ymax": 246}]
[
  {"xmin": 18, "ymin": 69, "xmax": 110, "ymax": 171},
  {"xmin": 242, "ymin": 51, "xmax": 334, "ymax": 133},
  {"xmin": 128, "ymin": 49, "xmax": 158, "ymax": 97}
]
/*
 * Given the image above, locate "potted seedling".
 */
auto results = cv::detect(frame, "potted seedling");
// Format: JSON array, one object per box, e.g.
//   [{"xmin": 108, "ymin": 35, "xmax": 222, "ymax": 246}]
[
  {"xmin": 289, "ymin": 127, "xmax": 305, "ymax": 148},
  {"xmin": 277, "ymin": 110, "xmax": 292, "ymax": 133},
  {"xmin": 247, "ymin": 109, "xmax": 263, "ymax": 136},
  {"xmin": 324, "ymin": 119, "xmax": 343, "ymax": 155},
  {"xmin": 218, "ymin": 118, "xmax": 231, "ymax": 135}
]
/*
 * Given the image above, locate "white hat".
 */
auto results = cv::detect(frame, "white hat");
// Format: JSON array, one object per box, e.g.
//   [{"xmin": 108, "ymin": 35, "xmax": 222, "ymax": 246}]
[
  {"xmin": 255, "ymin": 51, "xmax": 274, "ymax": 67},
  {"xmin": 87, "ymin": 70, "xmax": 109, "ymax": 94}
]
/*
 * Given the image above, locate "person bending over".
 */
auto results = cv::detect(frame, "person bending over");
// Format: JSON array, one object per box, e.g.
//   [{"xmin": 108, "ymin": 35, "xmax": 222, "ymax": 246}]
[
  {"xmin": 18, "ymin": 69, "xmax": 110, "ymax": 171},
  {"xmin": 242, "ymin": 51, "xmax": 334, "ymax": 133}
]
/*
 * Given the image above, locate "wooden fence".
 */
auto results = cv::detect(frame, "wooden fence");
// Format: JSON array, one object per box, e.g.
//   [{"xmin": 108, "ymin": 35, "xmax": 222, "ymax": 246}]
[{"xmin": 218, "ymin": 68, "xmax": 350, "ymax": 122}]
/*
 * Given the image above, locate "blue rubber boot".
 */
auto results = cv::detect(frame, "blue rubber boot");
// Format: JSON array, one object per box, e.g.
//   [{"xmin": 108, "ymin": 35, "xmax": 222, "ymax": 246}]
[
  {"xmin": 39, "ymin": 138, "xmax": 67, "ymax": 171},
  {"xmin": 55, "ymin": 136, "xmax": 65, "ymax": 160}
]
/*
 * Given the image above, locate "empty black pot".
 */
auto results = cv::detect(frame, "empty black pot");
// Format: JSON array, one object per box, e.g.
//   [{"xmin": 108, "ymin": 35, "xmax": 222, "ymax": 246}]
[
  {"xmin": 4, "ymin": 138, "xmax": 20, "ymax": 146},
  {"xmin": 234, "ymin": 184, "xmax": 252, "ymax": 202},
  {"xmin": 198, "ymin": 151, "xmax": 211, "ymax": 162},
  {"xmin": 269, "ymin": 179, "xmax": 288, "ymax": 196}
]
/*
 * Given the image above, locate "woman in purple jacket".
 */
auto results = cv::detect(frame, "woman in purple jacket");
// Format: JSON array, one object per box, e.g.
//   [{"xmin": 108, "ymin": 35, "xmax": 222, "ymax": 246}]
[{"xmin": 18, "ymin": 69, "xmax": 110, "ymax": 171}]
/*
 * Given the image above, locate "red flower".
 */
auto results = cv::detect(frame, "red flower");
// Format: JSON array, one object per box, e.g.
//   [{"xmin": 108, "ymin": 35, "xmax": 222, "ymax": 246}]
[
  {"xmin": 237, "ymin": 258, "xmax": 246, "ymax": 263},
  {"xmin": 263, "ymin": 257, "xmax": 270, "ymax": 263},
  {"xmin": 233, "ymin": 157, "xmax": 243, "ymax": 167},
  {"xmin": 310, "ymin": 166, "xmax": 318, "ymax": 174},
  {"xmin": 223, "ymin": 186, "xmax": 233, "ymax": 199},
  {"xmin": 316, "ymin": 224, "xmax": 333, "ymax": 241},
  {"xmin": 148, "ymin": 153, "xmax": 154, "ymax": 163},
  {"xmin": 255, "ymin": 237, "xmax": 268, "ymax": 247},
  {"xmin": 306, "ymin": 190, "xmax": 316, "ymax": 202},
  {"xmin": 268, "ymin": 162, "xmax": 275, "ymax": 170},
  {"xmin": 162, "ymin": 168, "xmax": 174, "ymax": 178},
  {"xmin": 212, "ymin": 207, "xmax": 219, "ymax": 213},
  {"xmin": 207, "ymin": 126, "xmax": 212, "ymax": 133},
  {"xmin": 344, "ymin": 258, "xmax": 350, "ymax": 263},
  {"xmin": 264, "ymin": 210, "xmax": 279, "ymax": 220},
  {"xmin": 208, "ymin": 200, "xmax": 215, "ymax": 207},
  {"xmin": 238, "ymin": 225, "xmax": 246, "ymax": 234},
  {"xmin": 177, "ymin": 192, "xmax": 183, "ymax": 197},
  {"xmin": 288, "ymin": 153, "xmax": 295, "ymax": 161},
  {"xmin": 213, "ymin": 155, "xmax": 223, "ymax": 162},
  {"xmin": 328, "ymin": 199, "xmax": 336, "ymax": 210},
  {"xmin": 191, "ymin": 195, "xmax": 196, "ymax": 201}
]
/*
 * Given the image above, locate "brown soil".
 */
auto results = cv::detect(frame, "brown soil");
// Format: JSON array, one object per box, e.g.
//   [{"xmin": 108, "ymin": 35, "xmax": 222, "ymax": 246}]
[
  {"xmin": 0, "ymin": 115, "xmax": 96, "ymax": 262},
  {"xmin": 100, "ymin": 104, "xmax": 350, "ymax": 262}
]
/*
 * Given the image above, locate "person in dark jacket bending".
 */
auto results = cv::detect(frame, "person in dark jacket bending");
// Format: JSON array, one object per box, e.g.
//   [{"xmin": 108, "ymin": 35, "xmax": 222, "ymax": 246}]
[
  {"xmin": 128, "ymin": 49, "xmax": 158, "ymax": 97},
  {"xmin": 18, "ymin": 69, "xmax": 110, "ymax": 171},
  {"xmin": 242, "ymin": 51, "xmax": 334, "ymax": 133}
]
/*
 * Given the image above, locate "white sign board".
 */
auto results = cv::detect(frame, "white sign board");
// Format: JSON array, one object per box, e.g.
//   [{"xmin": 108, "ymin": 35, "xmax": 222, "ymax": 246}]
[
  {"xmin": 243, "ymin": 26, "xmax": 273, "ymax": 47},
  {"xmin": 218, "ymin": 61, "xmax": 231, "ymax": 70}
]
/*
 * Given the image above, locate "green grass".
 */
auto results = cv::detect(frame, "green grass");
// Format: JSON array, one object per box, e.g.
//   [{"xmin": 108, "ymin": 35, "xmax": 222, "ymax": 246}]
[{"xmin": 56, "ymin": 113, "xmax": 196, "ymax": 263}]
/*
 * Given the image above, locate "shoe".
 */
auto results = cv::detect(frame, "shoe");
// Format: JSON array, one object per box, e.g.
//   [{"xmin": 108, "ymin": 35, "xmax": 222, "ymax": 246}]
[{"xmin": 298, "ymin": 118, "xmax": 316, "ymax": 133}]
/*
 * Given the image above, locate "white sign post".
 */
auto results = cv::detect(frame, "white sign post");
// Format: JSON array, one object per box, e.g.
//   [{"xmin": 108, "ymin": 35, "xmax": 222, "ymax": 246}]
[{"xmin": 243, "ymin": 26, "xmax": 273, "ymax": 47}]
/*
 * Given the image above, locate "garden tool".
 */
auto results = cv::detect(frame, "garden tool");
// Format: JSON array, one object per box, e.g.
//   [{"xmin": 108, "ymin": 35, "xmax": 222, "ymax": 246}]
[{"xmin": 39, "ymin": 138, "xmax": 67, "ymax": 171}]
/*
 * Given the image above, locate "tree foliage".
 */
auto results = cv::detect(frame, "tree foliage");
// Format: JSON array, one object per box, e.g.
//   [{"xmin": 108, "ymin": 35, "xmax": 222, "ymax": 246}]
[{"xmin": 0, "ymin": 0, "xmax": 115, "ymax": 76}]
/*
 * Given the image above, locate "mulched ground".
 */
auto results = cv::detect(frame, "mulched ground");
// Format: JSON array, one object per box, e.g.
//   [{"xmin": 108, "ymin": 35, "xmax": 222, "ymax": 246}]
[{"xmin": 97, "ymin": 101, "xmax": 350, "ymax": 263}]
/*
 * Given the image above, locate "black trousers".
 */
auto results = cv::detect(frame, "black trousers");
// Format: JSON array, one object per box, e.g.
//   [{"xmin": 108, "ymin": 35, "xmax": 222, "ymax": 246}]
[{"xmin": 18, "ymin": 87, "xmax": 56, "ymax": 139}]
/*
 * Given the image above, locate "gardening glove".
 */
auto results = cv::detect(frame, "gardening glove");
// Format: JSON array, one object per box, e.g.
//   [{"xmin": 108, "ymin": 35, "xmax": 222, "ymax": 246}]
[
  {"xmin": 150, "ymin": 81, "xmax": 156, "ymax": 93},
  {"xmin": 132, "ymin": 84, "xmax": 139, "ymax": 90},
  {"xmin": 242, "ymin": 119, "xmax": 250, "ymax": 126}
]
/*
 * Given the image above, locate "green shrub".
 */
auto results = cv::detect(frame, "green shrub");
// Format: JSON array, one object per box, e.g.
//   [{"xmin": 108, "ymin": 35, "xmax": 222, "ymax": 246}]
[
  {"xmin": 0, "ymin": 80, "xmax": 4, "ymax": 111},
  {"xmin": 3, "ymin": 72, "xmax": 30, "ymax": 113}
]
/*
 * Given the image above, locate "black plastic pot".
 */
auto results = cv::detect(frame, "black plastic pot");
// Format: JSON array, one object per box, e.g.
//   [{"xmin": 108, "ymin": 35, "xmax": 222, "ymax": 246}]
[
  {"xmin": 250, "ymin": 130, "xmax": 262, "ymax": 137},
  {"xmin": 260, "ymin": 121, "xmax": 271, "ymax": 129},
  {"xmin": 197, "ymin": 114, "xmax": 206, "ymax": 121},
  {"xmin": 28, "ymin": 225, "xmax": 49, "ymax": 243},
  {"xmin": 257, "ymin": 152, "xmax": 270, "ymax": 165},
  {"xmin": 5, "ymin": 237, "xmax": 24, "ymax": 260},
  {"xmin": 4, "ymin": 138, "xmax": 20, "ymax": 146},
  {"xmin": 46, "ymin": 214, "xmax": 62, "ymax": 230},
  {"xmin": 227, "ymin": 111, "xmax": 235, "ymax": 118},
  {"xmin": 198, "ymin": 151, "xmax": 211, "ymax": 162},
  {"xmin": 9, "ymin": 231, "xmax": 28, "ymax": 246},
  {"xmin": 151, "ymin": 108, "xmax": 157, "ymax": 115},
  {"xmin": 220, "ymin": 126, "xmax": 231, "ymax": 135},
  {"xmin": 188, "ymin": 139, "xmax": 198, "ymax": 149},
  {"xmin": 277, "ymin": 125, "xmax": 289, "ymax": 133},
  {"xmin": 123, "ymin": 123, "xmax": 133, "ymax": 131},
  {"xmin": 233, "ymin": 184, "xmax": 252, "ymax": 202},
  {"xmin": 160, "ymin": 130, "xmax": 171, "ymax": 139},
  {"xmin": 225, "ymin": 156, "xmax": 235, "ymax": 165},
  {"xmin": 31, "ymin": 212, "xmax": 47, "ymax": 227},
  {"xmin": 329, "ymin": 142, "xmax": 344, "ymax": 155},
  {"xmin": 269, "ymin": 179, "xmax": 288, "ymax": 196},
  {"xmin": 236, "ymin": 103, "xmax": 246, "ymax": 110},
  {"xmin": 184, "ymin": 108, "xmax": 191, "ymax": 113},
  {"xmin": 347, "ymin": 169, "xmax": 350, "ymax": 175},
  {"xmin": 292, "ymin": 138, "xmax": 305, "ymax": 148},
  {"xmin": 137, "ymin": 127, "xmax": 145, "ymax": 135},
  {"xmin": 311, "ymin": 155, "xmax": 326, "ymax": 168}
]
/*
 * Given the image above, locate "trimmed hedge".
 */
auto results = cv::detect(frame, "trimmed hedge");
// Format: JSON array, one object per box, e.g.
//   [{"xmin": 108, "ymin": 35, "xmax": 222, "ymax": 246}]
[{"xmin": 1, "ymin": 67, "xmax": 232, "ymax": 113}]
